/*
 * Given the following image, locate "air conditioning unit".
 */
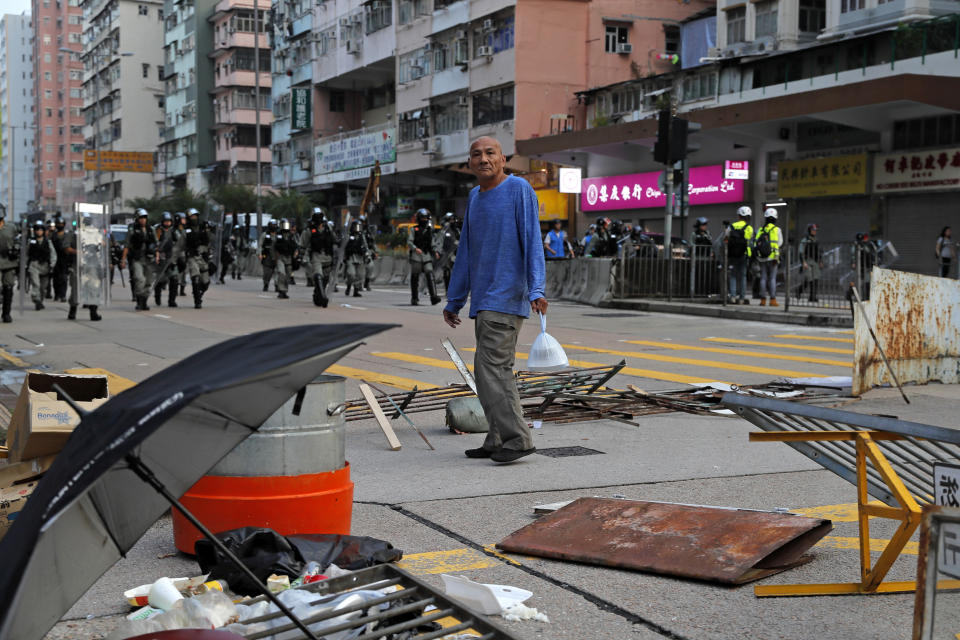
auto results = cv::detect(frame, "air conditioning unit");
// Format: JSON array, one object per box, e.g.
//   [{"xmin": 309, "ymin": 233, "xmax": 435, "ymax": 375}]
[
  {"xmin": 346, "ymin": 39, "xmax": 361, "ymax": 53},
  {"xmin": 417, "ymin": 126, "xmax": 427, "ymax": 138},
  {"xmin": 457, "ymin": 95, "xmax": 468, "ymax": 106},
  {"xmin": 481, "ymin": 18, "xmax": 494, "ymax": 31},
  {"xmin": 617, "ymin": 42, "xmax": 633, "ymax": 54},
  {"xmin": 296, "ymin": 150, "xmax": 307, "ymax": 159},
  {"xmin": 477, "ymin": 45, "xmax": 493, "ymax": 57},
  {"xmin": 455, "ymin": 30, "xmax": 467, "ymax": 39},
  {"xmin": 423, "ymin": 42, "xmax": 433, "ymax": 51}
]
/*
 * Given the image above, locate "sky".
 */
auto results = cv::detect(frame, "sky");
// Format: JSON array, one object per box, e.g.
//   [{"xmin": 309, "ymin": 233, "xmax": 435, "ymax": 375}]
[{"xmin": 5, "ymin": 0, "xmax": 32, "ymax": 16}]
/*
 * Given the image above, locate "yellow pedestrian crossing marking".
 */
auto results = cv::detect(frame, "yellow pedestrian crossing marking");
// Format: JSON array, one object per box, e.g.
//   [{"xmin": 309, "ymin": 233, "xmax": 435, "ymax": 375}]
[
  {"xmin": 563, "ymin": 344, "xmax": 827, "ymax": 379},
  {"xmin": 771, "ymin": 334, "xmax": 855, "ymax": 344},
  {"xmin": 374, "ymin": 351, "xmax": 729, "ymax": 386},
  {"xmin": 625, "ymin": 340, "xmax": 851, "ymax": 368},
  {"xmin": 326, "ymin": 364, "xmax": 430, "ymax": 391},
  {"xmin": 702, "ymin": 337, "xmax": 854, "ymax": 355},
  {"xmin": 0, "ymin": 347, "xmax": 28, "ymax": 368},
  {"xmin": 396, "ymin": 548, "xmax": 498, "ymax": 575},
  {"xmin": 816, "ymin": 535, "xmax": 918, "ymax": 555}
]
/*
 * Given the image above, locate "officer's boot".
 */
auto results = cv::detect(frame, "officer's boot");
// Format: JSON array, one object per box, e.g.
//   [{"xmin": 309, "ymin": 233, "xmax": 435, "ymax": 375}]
[
  {"xmin": 262, "ymin": 277, "xmax": 269, "ymax": 292},
  {"xmin": 154, "ymin": 285, "xmax": 162, "ymax": 307},
  {"xmin": 364, "ymin": 276, "xmax": 371, "ymax": 291},
  {"xmin": 168, "ymin": 284, "xmax": 178, "ymax": 308},
  {"xmin": 426, "ymin": 274, "xmax": 441, "ymax": 305},
  {"xmin": 352, "ymin": 281, "xmax": 362, "ymax": 298},
  {"xmin": 312, "ymin": 275, "xmax": 327, "ymax": 308},
  {"xmin": 180, "ymin": 282, "xmax": 187, "ymax": 296},
  {"xmin": 1, "ymin": 287, "xmax": 12, "ymax": 323},
  {"xmin": 410, "ymin": 274, "xmax": 419, "ymax": 306},
  {"xmin": 142, "ymin": 295, "xmax": 150, "ymax": 311},
  {"xmin": 193, "ymin": 284, "xmax": 202, "ymax": 309},
  {"xmin": 88, "ymin": 305, "xmax": 101, "ymax": 321},
  {"xmin": 344, "ymin": 282, "xmax": 351, "ymax": 296},
  {"xmin": 68, "ymin": 304, "xmax": 77, "ymax": 320}
]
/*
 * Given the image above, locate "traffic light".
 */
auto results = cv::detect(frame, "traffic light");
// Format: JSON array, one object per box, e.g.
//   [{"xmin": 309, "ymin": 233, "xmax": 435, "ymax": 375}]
[{"xmin": 653, "ymin": 109, "xmax": 671, "ymax": 164}]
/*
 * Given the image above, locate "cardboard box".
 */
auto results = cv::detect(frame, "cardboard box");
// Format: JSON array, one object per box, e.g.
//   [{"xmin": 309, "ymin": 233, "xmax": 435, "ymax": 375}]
[
  {"xmin": 0, "ymin": 481, "xmax": 37, "ymax": 541},
  {"xmin": 5, "ymin": 372, "xmax": 109, "ymax": 462}
]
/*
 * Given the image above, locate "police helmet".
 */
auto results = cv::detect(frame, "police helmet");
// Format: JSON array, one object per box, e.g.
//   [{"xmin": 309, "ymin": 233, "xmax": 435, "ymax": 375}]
[
  {"xmin": 136, "ymin": 208, "xmax": 149, "ymax": 219},
  {"xmin": 33, "ymin": 220, "xmax": 46, "ymax": 229},
  {"xmin": 187, "ymin": 207, "xmax": 200, "ymax": 217},
  {"xmin": 267, "ymin": 219, "xmax": 278, "ymax": 229},
  {"xmin": 696, "ymin": 216, "xmax": 708, "ymax": 227},
  {"xmin": 807, "ymin": 223, "xmax": 818, "ymax": 232},
  {"xmin": 736, "ymin": 206, "xmax": 752, "ymax": 218},
  {"xmin": 311, "ymin": 207, "xmax": 326, "ymax": 224},
  {"xmin": 176, "ymin": 212, "xmax": 186, "ymax": 221},
  {"xmin": 416, "ymin": 208, "xmax": 431, "ymax": 224},
  {"xmin": 47, "ymin": 219, "xmax": 57, "ymax": 229},
  {"xmin": 55, "ymin": 218, "xmax": 65, "ymax": 228},
  {"xmin": 350, "ymin": 220, "xmax": 361, "ymax": 233},
  {"xmin": 856, "ymin": 232, "xmax": 868, "ymax": 242},
  {"xmin": 595, "ymin": 217, "xmax": 606, "ymax": 227},
  {"xmin": 763, "ymin": 208, "xmax": 778, "ymax": 220},
  {"xmin": 444, "ymin": 212, "xmax": 455, "ymax": 221},
  {"xmin": 280, "ymin": 219, "xmax": 291, "ymax": 231},
  {"xmin": 161, "ymin": 211, "xmax": 173, "ymax": 222}
]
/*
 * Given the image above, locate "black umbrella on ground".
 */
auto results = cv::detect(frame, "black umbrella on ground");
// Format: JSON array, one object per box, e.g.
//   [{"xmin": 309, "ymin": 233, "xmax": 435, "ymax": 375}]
[{"xmin": 0, "ymin": 323, "xmax": 396, "ymax": 640}]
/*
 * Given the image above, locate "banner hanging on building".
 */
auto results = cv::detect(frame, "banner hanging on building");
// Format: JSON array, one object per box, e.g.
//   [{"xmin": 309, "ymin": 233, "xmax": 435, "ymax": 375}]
[
  {"xmin": 82, "ymin": 150, "xmax": 154, "ymax": 173},
  {"xmin": 313, "ymin": 127, "xmax": 396, "ymax": 185},
  {"xmin": 581, "ymin": 164, "xmax": 744, "ymax": 212},
  {"xmin": 777, "ymin": 153, "xmax": 868, "ymax": 198},
  {"xmin": 873, "ymin": 148, "xmax": 960, "ymax": 193},
  {"xmin": 291, "ymin": 87, "xmax": 311, "ymax": 131}
]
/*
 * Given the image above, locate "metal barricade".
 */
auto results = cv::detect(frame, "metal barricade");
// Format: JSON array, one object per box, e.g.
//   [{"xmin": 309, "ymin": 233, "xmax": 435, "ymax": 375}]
[
  {"xmin": 614, "ymin": 245, "xmax": 721, "ymax": 301},
  {"xmin": 786, "ymin": 242, "xmax": 873, "ymax": 310}
]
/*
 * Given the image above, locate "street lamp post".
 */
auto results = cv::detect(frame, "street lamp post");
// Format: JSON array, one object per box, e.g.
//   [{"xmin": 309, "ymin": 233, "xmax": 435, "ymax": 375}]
[{"xmin": 61, "ymin": 47, "xmax": 133, "ymax": 207}]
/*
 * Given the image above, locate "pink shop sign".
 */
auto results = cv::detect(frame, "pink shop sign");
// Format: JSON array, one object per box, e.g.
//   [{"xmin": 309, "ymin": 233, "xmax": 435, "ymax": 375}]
[{"xmin": 581, "ymin": 165, "xmax": 745, "ymax": 212}]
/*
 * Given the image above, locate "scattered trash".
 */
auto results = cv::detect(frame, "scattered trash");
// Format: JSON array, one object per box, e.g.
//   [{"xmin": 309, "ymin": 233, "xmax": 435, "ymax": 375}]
[
  {"xmin": 147, "ymin": 576, "xmax": 184, "ymax": 611},
  {"xmin": 156, "ymin": 552, "xmax": 178, "ymax": 560},
  {"xmin": 499, "ymin": 497, "xmax": 832, "ymax": 585},
  {"xmin": 501, "ymin": 604, "xmax": 549, "ymax": 623},
  {"xmin": 107, "ymin": 590, "xmax": 238, "ymax": 640},
  {"xmin": 267, "ymin": 574, "xmax": 290, "ymax": 593},
  {"xmin": 526, "ymin": 313, "xmax": 568, "ymax": 371},
  {"xmin": 440, "ymin": 574, "xmax": 532, "ymax": 615},
  {"xmin": 531, "ymin": 420, "xmax": 542, "ymax": 429},
  {"xmin": 125, "ymin": 606, "xmax": 163, "ymax": 621}
]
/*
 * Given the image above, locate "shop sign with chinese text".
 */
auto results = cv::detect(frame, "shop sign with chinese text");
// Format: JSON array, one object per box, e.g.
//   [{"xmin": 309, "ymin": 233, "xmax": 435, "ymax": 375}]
[
  {"xmin": 777, "ymin": 154, "xmax": 868, "ymax": 198},
  {"xmin": 291, "ymin": 87, "xmax": 311, "ymax": 131},
  {"xmin": 581, "ymin": 164, "xmax": 744, "ymax": 212},
  {"xmin": 873, "ymin": 148, "xmax": 960, "ymax": 193}
]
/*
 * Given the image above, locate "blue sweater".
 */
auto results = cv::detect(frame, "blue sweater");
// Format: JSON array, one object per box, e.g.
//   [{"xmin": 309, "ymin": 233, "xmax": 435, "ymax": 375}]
[{"xmin": 444, "ymin": 175, "xmax": 546, "ymax": 319}]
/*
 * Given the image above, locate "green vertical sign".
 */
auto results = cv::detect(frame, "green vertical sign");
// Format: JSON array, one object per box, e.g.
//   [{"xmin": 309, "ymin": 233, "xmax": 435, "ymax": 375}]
[{"xmin": 291, "ymin": 87, "xmax": 311, "ymax": 130}]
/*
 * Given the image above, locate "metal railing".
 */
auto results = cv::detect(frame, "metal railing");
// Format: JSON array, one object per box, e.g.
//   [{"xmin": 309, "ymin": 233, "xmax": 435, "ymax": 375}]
[{"xmin": 614, "ymin": 244, "xmax": 723, "ymax": 301}]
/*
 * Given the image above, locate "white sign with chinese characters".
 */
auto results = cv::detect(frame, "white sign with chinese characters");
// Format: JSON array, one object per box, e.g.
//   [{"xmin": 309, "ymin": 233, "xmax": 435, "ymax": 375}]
[
  {"xmin": 934, "ymin": 463, "xmax": 960, "ymax": 579},
  {"xmin": 873, "ymin": 148, "xmax": 960, "ymax": 193},
  {"xmin": 724, "ymin": 160, "xmax": 749, "ymax": 180}
]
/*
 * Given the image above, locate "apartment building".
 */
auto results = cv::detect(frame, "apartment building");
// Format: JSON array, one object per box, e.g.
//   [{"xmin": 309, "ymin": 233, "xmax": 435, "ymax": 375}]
[
  {"xmin": 519, "ymin": 0, "xmax": 960, "ymax": 275},
  {"xmin": 32, "ymin": 0, "xmax": 85, "ymax": 214},
  {"xmin": 269, "ymin": 0, "xmax": 313, "ymax": 191},
  {"xmin": 208, "ymin": 0, "xmax": 272, "ymax": 187},
  {"xmin": 159, "ymin": 0, "xmax": 218, "ymax": 193},
  {"xmin": 79, "ymin": 0, "xmax": 165, "ymax": 210},
  {"xmin": 0, "ymin": 13, "xmax": 37, "ymax": 221}
]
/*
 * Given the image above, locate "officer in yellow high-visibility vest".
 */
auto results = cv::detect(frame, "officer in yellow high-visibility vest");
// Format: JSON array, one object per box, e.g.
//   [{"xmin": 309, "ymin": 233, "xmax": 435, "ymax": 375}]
[
  {"xmin": 755, "ymin": 208, "xmax": 783, "ymax": 307},
  {"xmin": 725, "ymin": 206, "xmax": 754, "ymax": 304}
]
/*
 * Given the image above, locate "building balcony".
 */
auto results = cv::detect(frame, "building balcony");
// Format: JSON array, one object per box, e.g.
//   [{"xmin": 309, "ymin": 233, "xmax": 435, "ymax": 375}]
[
  {"xmin": 290, "ymin": 61, "xmax": 312, "ymax": 85},
  {"xmin": 214, "ymin": 69, "xmax": 272, "ymax": 89},
  {"xmin": 214, "ymin": 107, "xmax": 273, "ymax": 126},
  {"xmin": 212, "ymin": 31, "xmax": 270, "ymax": 54},
  {"xmin": 216, "ymin": 145, "xmax": 272, "ymax": 166}
]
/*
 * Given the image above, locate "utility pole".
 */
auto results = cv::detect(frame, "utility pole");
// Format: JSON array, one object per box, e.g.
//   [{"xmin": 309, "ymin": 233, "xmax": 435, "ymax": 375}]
[{"xmin": 254, "ymin": 0, "xmax": 263, "ymax": 243}]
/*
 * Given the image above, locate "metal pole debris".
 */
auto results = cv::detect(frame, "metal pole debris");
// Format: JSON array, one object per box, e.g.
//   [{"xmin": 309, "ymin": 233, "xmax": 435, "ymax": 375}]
[
  {"xmin": 441, "ymin": 337, "xmax": 478, "ymax": 394},
  {"xmin": 851, "ymin": 284, "xmax": 910, "ymax": 404},
  {"xmin": 366, "ymin": 381, "xmax": 435, "ymax": 450}
]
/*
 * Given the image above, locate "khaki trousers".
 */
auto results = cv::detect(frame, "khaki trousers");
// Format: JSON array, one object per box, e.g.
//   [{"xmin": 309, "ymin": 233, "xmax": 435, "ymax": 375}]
[{"xmin": 474, "ymin": 310, "xmax": 533, "ymax": 452}]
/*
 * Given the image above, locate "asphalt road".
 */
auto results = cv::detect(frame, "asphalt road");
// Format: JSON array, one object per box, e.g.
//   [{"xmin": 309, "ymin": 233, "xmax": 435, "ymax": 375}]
[{"xmin": 0, "ymin": 278, "xmax": 956, "ymax": 640}]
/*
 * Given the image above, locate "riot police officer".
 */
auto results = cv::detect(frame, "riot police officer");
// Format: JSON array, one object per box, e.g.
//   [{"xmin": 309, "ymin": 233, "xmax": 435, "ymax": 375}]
[
  {"xmin": 438, "ymin": 212, "xmax": 460, "ymax": 290},
  {"xmin": 273, "ymin": 219, "xmax": 297, "ymax": 299},
  {"xmin": 344, "ymin": 220, "xmax": 367, "ymax": 298},
  {"xmin": 67, "ymin": 213, "xmax": 102, "ymax": 322},
  {"xmin": 122, "ymin": 209, "xmax": 158, "ymax": 311},
  {"xmin": 51, "ymin": 218, "xmax": 69, "ymax": 301},
  {"xmin": 0, "ymin": 213, "xmax": 17, "ymax": 323},
  {"xmin": 407, "ymin": 208, "xmax": 441, "ymax": 306},
  {"xmin": 175, "ymin": 212, "xmax": 188, "ymax": 296},
  {"xmin": 184, "ymin": 208, "xmax": 211, "ymax": 308},
  {"xmin": 27, "ymin": 220, "xmax": 57, "ymax": 310},
  {"xmin": 302, "ymin": 208, "xmax": 332, "ymax": 307},
  {"xmin": 154, "ymin": 212, "xmax": 180, "ymax": 308},
  {"xmin": 230, "ymin": 225, "xmax": 247, "ymax": 280},
  {"xmin": 260, "ymin": 219, "xmax": 278, "ymax": 292},
  {"xmin": 359, "ymin": 215, "xmax": 377, "ymax": 291}
]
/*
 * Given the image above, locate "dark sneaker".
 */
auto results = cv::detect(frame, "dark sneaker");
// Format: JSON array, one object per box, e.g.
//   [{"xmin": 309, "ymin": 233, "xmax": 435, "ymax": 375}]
[
  {"xmin": 465, "ymin": 447, "xmax": 497, "ymax": 459},
  {"xmin": 491, "ymin": 448, "xmax": 537, "ymax": 464}
]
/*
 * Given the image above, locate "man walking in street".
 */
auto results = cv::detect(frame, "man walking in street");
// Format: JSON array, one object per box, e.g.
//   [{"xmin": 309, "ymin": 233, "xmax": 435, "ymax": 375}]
[
  {"xmin": 122, "ymin": 209, "xmax": 158, "ymax": 311},
  {"xmin": 544, "ymin": 218, "xmax": 568, "ymax": 260},
  {"xmin": 725, "ymin": 206, "xmax": 753, "ymax": 304},
  {"xmin": 443, "ymin": 136, "xmax": 547, "ymax": 464},
  {"xmin": 755, "ymin": 208, "xmax": 783, "ymax": 307}
]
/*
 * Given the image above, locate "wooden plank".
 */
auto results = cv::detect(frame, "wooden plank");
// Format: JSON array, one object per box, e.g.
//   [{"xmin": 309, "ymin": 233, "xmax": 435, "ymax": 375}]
[{"xmin": 359, "ymin": 383, "xmax": 402, "ymax": 451}]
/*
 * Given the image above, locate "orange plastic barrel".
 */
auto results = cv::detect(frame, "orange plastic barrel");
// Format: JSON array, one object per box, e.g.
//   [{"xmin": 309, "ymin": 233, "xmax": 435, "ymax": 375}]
[{"xmin": 172, "ymin": 375, "xmax": 352, "ymax": 554}]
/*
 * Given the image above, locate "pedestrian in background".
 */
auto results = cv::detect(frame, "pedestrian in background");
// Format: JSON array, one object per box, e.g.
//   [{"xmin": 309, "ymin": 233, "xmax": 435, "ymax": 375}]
[
  {"xmin": 544, "ymin": 219, "xmax": 567, "ymax": 259},
  {"xmin": 755, "ymin": 208, "xmax": 783, "ymax": 307},
  {"xmin": 936, "ymin": 226, "xmax": 954, "ymax": 278},
  {"xmin": 443, "ymin": 136, "xmax": 547, "ymax": 464},
  {"xmin": 725, "ymin": 206, "xmax": 753, "ymax": 304},
  {"xmin": 799, "ymin": 223, "xmax": 823, "ymax": 302}
]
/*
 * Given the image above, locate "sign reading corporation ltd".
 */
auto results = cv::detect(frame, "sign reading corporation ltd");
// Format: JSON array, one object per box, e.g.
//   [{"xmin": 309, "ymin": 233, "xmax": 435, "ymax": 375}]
[{"xmin": 581, "ymin": 165, "xmax": 745, "ymax": 212}]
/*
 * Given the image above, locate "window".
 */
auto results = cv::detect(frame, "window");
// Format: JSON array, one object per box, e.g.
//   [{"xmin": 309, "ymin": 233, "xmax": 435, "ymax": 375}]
[
  {"xmin": 399, "ymin": 48, "xmax": 431, "ymax": 83},
  {"xmin": 45, "ymin": 126, "xmax": 53, "ymax": 135},
  {"xmin": 138, "ymin": 4, "xmax": 148, "ymax": 15},
  {"xmin": 44, "ymin": 89, "xmax": 52, "ymax": 99},
  {"xmin": 398, "ymin": 109, "xmax": 427, "ymax": 143},
  {"xmin": 69, "ymin": 69, "xmax": 82, "ymax": 80},
  {"xmin": 234, "ymin": 87, "xmax": 270, "ymax": 109},
  {"xmin": 329, "ymin": 90, "xmax": 345, "ymax": 112},
  {"xmin": 892, "ymin": 115, "xmax": 960, "ymax": 150},
  {"xmin": 682, "ymin": 71, "xmax": 717, "ymax": 103},
  {"xmin": 726, "ymin": 7, "xmax": 745, "ymax": 44},
  {"xmin": 433, "ymin": 97, "xmax": 467, "ymax": 135},
  {"xmin": 43, "ymin": 34, "xmax": 51, "ymax": 45},
  {"xmin": 798, "ymin": 0, "xmax": 826, "ymax": 33},
  {"xmin": 604, "ymin": 25, "xmax": 628, "ymax": 53},
  {"xmin": 158, "ymin": 8, "xmax": 163, "ymax": 21},
  {"xmin": 841, "ymin": 0, "xmax": 865, "ymax": 13},
  {"xmin": 664, "ymin": 25, "xmax": 680, "ymax": 54},
  {"xmin": 475, "ymin": 14, "xmax": 514, "ymax": 57},
  {"xmin": 142, "ymin": 63, "xmax": 150, "ymax": 78},
  {"xmin": 71, "ymin": 125, "xmax": 83, "ymax": 135},
  {"xmin": 46, "ymin": 108, "xmax": 53, "ymax": 117},
  {"xmin": 365, "ymin": 0, "xmax": 391, "ymax": 35},
  {"xmin": 71, "ymin": 143, "xmax": 83, "ymax": 153},
  {"xmin": 44, "ymin": 53, "xmax": 51, "ymax": 63},
  {"xmin": 755, "ymin": 0, "xmax": 778, "ymax": 38},
  {"xmin": 472, "ymin": 84, "xmax": 513, "ymax": 127}
]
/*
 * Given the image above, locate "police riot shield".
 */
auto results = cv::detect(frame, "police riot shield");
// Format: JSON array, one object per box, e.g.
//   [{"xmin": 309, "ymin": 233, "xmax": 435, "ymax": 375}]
[
  {"xmin": 73, "ymin": 203, "xmax": 110, "ymax": 307},
  {"xmin": 330, "ymin": 210, "xmax": 351, "ymax": 292},
  {"xmin": 212, "ymin": 207, "xmax": 225, "ymax": 280},
  {"xmin": 17, "ymin": 219, "xmax": 28, "ymax": 316}
]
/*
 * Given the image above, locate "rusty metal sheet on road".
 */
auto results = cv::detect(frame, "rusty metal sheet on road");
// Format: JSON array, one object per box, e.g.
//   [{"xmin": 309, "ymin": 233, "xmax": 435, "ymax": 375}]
[
  {"xmin": 854, "ymin": 268, "xmax": 960, "ymax": 395},
  {"xmin": 497, "ymin": 497, "xmax": 832, "ymax": 585}
]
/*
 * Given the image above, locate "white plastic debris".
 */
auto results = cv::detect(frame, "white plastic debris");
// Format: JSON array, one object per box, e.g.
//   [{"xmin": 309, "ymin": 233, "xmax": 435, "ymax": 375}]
[
  {"xmin": 440, "ymin": 574, "xmax": 532, "ymax": 615},
  {"xmin": 501, "ymin": 603, "xmax": 549, "ymax": 623}
]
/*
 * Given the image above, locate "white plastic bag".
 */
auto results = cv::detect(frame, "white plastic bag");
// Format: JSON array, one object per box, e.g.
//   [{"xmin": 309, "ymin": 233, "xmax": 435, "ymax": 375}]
[{"xmin": 526, "ymin": 313, "xmax": 568, "ymax": 371}]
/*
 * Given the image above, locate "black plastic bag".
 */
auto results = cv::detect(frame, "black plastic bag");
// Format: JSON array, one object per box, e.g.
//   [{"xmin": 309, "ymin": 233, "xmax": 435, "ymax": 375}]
[{"xmin": 195, "ymin": 527, "xmax": 403, "ymax": 596}]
